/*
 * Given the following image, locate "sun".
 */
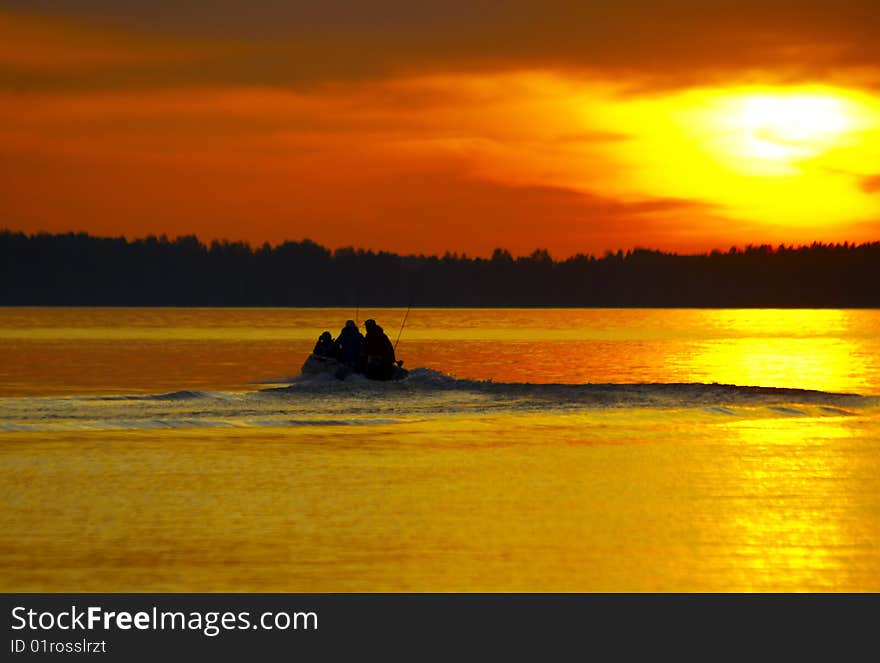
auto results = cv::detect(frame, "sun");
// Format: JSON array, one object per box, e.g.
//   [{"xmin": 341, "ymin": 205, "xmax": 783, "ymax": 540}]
[
  {"xmin": 735, "ymin": 93, "xmax": 850, "ymax": 163},
  {"xmin": 582, "ymin": 83, "xmax": 880, "ymax": 232},
  {"xmin": 694, "ymin": 87, "xmax": 876, "ymax": 178}
]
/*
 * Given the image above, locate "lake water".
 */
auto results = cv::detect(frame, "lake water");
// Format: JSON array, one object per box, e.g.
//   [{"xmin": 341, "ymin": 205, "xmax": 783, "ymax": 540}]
[{"xmin": 1, "ymin": 307, "xmax": 879, "ymax": 591}]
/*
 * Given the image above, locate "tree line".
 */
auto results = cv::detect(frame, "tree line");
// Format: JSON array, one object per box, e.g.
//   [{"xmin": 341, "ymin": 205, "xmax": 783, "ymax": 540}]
[{"xmin": 2, "ymin": 230, "xmax": 879, "ymax": 307}]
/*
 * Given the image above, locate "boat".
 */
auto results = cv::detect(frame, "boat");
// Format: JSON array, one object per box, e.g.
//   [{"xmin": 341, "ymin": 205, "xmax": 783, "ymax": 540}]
[{"xmin": 300, "ymin": 354, "xmax": 409, "ymax": 381}]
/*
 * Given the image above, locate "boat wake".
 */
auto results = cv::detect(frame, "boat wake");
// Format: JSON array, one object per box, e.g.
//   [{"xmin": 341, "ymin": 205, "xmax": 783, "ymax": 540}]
[
  {"xmin": 1, "ymin": 367, "xmax": 876, "ymax": 432},
  {"xmin": 277, "ymin": 367, "xmax": 873, "ymax": 407}
]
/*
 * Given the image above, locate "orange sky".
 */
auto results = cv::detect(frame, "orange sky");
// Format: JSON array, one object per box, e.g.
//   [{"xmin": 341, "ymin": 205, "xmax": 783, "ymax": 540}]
[{"xmin": 2, "ymin": 2, "xmax": 880, "ymax": 257}]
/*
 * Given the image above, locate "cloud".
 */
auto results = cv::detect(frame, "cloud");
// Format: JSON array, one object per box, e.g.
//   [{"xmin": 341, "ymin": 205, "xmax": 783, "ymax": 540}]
[
  {"xmin": 2, "ymin": 2, "xmax": 880, "ymax": 91},
  {"xmin": 343, "ymin": 175, "xmax": 722, "ymax": 256},
  {"xmin": 3, "ymin": 5, "xmax": 879, "ymax": 255},
  {"xmin": 0, "ymin": 105, "xmax": 722, "ymax": 257},
  {"xmin": 0, "ymin": 11, "xmax": 235, "ymax": 75},
  {"xmin": 861, "ymin": 175, "xmax": 880, "ymax": 193}
]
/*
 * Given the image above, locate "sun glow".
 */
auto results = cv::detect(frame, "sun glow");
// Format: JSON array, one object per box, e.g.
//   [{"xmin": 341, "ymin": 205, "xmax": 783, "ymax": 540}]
[
  {"xmin": 663, "ymin": 86, "xmax": 878, "ymax": 180},
  {"xmin": 580, "ymin": 84, "xmax": 880, "ymax": 234},
  {"xmin": 702, "ymin": 89, "xmax": 874, "ymax": 177},
  {"xmin": 736, "ymin": 94, "xmax": 850, "ymax": 163}
]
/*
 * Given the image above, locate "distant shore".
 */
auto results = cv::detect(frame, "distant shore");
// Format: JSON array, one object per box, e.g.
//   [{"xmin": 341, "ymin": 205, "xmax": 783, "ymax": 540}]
[{"xmin": 3, "ymin": 230, "xmax": 879, "ymax": 307}]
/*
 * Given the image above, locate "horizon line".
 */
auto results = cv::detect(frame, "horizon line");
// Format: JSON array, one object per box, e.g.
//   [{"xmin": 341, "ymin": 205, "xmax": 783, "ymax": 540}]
[{"xmin": 3, "ymin": 228, "xmax": 880, "ymax": 261}]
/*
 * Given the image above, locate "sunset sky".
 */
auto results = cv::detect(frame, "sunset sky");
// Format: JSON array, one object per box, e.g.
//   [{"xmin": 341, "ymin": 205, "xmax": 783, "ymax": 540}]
[{"xmin": 2, "ymin": 1, "xmax": 880, "ymax": 257}]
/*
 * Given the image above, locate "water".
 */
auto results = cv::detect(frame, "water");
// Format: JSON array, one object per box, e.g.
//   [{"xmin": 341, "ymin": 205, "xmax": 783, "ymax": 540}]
[{"xmin": 1, "ymin": 308, "xmax": 879, "ymax": 591}]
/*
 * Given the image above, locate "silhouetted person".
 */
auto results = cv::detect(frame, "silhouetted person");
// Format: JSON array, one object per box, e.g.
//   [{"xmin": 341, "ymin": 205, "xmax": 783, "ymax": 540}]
[
  {"xmin": 335, "ymin": 319, "xmax": 364, "ymax": 369},
  {"xmin": 313, "ymin": 331, "xmax": 337, "ymax": 358},
  {"xmin": 361, "ymin": 318, "xmax": 396, "ymax": 380}
]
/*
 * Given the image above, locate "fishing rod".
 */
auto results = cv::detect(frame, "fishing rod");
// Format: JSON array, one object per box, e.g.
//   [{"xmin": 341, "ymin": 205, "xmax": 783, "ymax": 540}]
[
  {"xmin": 394, "ymin": 297, "xmax": 413, "ymax": 351},
  {"xmin": 394, "ymin": 269, "xmax": 423, "ymax": 352}
]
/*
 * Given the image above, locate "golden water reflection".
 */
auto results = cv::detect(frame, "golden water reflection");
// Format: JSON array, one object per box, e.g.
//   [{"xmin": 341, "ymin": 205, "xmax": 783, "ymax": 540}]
[
  {"xmin": 683, "ymin": 337, "xmax": 868, "ymax": 394},
  {"xmin": 678, "ymin": 309, "xmax": 871, "ymax": 394},
  {"xmin": 2, "ymin": 308, "xmax": 879, "ymax": 591},
  {"xmin": 702, "ymin": 415, "xmax": 879, "ymax": 591},
  {"xmin": 2, "ymin": 409, "xmax": 878, "ymax": 592},
  {"xmin": 1, "ymin": 308, "xmax": 878, "ymax": 396}
]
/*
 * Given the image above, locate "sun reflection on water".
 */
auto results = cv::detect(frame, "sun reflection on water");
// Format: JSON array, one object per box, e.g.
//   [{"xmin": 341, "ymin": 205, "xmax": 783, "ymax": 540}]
[
  {"xmin": 2, "ymin": 308, "xmax": 880, "ymax": 396},
  {"xmin": 677, "ymin": 309, "xmax": 872, "ymax": 393},
  {"xmin": 699, "ymin": 413, "xmax": 876, "ymax": 591}
]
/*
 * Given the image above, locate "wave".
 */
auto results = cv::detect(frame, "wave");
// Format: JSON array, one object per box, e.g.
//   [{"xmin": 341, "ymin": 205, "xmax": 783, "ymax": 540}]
[
  {"xmin": 272, "ymin": 367, "xmax": 875, "ymax": 408},
  {"xmin": 0, "ymin": 417, "xmax": 402, "ymax": 432},
  {"xmin": 96, "ymin": 390, "xmax": 209, "ymax": 402},
  {"xmin": 1, "ymin": 367, "xmax": 876, "ymax": 433}
]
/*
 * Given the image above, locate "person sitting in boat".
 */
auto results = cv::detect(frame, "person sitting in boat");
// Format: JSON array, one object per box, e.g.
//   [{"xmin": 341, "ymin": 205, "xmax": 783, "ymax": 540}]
[
  {"xmin": 335, "ymin": 319, "xmax": 364, "ymax": 369},
  {"xmin": 361, "ymin": 318, "xmax": 396, "ymax": 380},
  {"xmin": 312, "ymin": 331, "xmax": 337, "ymax": 358}
]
